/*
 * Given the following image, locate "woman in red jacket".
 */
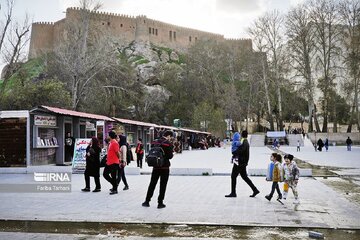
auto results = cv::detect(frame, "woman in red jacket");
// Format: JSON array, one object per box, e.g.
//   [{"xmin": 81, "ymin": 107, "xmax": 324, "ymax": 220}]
[{"xmin": 135, "ymin": 138, "xmax": 144, "ymax": 169}]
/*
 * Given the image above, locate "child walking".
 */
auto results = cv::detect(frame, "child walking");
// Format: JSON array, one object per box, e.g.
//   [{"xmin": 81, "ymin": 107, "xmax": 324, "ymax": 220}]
[
  {"xmin": 265, "ymin": 153, "xmax": 278, "ymax": 181},
  {"xmin": 265, "ymin": 154, "xmax": 283, "ymax": 201},
  {"xmin": 283, "ymin": 154, "xmax": 300, "ymax": 204}
]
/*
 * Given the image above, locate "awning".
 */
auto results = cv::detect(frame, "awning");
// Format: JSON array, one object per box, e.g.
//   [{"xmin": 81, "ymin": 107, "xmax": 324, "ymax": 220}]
[
  {"xmin": 113, "ymin": 118, "xmax": 157, "ymax": 128},
  {"xmin": 32, "ymin": 106, "xmax": 114, "ymax": 121}
]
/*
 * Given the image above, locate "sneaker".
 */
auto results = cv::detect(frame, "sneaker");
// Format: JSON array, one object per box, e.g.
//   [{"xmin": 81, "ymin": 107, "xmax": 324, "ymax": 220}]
[
  {"xmin": 81, "ymin": 188, "xmax": 90, "ymax": 192},
  {"xmin": 265, "ymin": 195, "xmax": 272, "ymax": 201},
  {"xmin": 225, "ymin": 193, "xmax": 237, "ymax": 198},
  {"xmin": 92, "ymin": 189, "xmax": 101, "ymax": 192},
  {"xmin": 277, "ymin": 194, "xmax": 282, "ymax": 200},
  {"xmin": 123, "ymin": 186, "xmax": 129, "ymax": 191},
  {"xmin": 109, "ymin": 190, "xmax": 118, "ymax": 195},
  {"xmin": 142, "ymin": 201, "xmax": 150, "ymax": 207},
  {"xmin": 157, "ymin": 203, "xmax": 166, "ymax": 209},
  {"xmin": 250, "ymin": 190, "xmax": 260, "ymax": 198}
]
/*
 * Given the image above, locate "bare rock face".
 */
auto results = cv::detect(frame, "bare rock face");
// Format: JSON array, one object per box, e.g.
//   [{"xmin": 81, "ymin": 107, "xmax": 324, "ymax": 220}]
[
  {"xmin": 118, "ymin": 41, "xmax": 183, "ymax": 91},
  {"xmin": 136, "ymin": 61, "xmax": 157, "ymax": 83},
  {"xmin": 160, "ymin": 50, "xmax": 170, "ymax": 63},
  {"xmin": 170, "ymin": 51, "xmax": 179, "ymax": 62}
]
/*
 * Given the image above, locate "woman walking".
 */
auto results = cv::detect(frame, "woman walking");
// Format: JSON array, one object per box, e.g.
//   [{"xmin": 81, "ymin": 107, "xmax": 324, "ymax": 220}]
[
  {"xmin": 82, "ymin": 137, "xmax": 101, "ymax": 192},
  {"xmin": 117, "ymin": 134, "xmax": 129, "ymax": 190}
]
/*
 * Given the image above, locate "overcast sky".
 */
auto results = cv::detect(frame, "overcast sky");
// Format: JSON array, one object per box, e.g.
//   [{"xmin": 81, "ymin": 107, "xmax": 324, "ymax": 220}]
[{"xmin": 1, "ymin": 0, "xmax": 305, "ymax": 72}]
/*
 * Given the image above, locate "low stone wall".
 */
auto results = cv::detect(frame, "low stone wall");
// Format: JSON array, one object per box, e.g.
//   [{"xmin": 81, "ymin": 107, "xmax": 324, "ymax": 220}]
[{"xmin": 307, "ymin": 132, "xmax": 360, "ymax": 145}]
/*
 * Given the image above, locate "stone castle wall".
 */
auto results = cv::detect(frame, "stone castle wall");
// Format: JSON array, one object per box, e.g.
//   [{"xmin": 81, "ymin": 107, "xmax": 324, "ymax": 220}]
[{"xmin": 29, "ymin": 7, "xmax": 252, "ymax": 58}]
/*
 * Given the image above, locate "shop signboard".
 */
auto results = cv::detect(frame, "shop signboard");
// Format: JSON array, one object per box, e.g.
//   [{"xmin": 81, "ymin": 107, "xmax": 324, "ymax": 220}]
[
  {"xmin": 72, "ymin": 138, "xmax": 91, "ymax": 173},
  {"xmin": 34, "ymin": 115, "xmax": 56, "ymax": 127}
]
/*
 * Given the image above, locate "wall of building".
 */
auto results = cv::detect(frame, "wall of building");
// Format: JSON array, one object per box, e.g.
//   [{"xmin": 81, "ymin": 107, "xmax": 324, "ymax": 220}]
[{"xmin": 29, "ymin": 7, "xmax": 253, "ymax": 58}]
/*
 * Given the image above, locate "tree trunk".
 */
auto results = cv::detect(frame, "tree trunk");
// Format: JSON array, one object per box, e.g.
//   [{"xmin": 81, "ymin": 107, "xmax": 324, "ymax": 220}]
[
  {"xmin": 308, "ymin": 102, "xmax": 314, "ymax": 132},
  {"xmin": 313, "ymin": 104, "xmax": 321, "ymax": 132},
  {"xmin": 333, "ymin": 100, "xmax": 337, "ymax": 133},
  {"xmin": 277, "ymin": 86, "xmax": 283, "ymax": 131},
  {"xmin": 347, "ymin": 96, "xmax": 356, "ymax": 132},
  {"xmin": 261, "ymin": 59, "xmax": 274, "ymax": 131}
]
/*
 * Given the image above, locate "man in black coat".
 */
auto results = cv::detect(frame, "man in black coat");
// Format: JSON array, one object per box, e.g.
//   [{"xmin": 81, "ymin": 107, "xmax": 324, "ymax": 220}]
[
  {"xmin": 142, "ymin": 130, "xmax": 174, "ymax": 209},
  {"xmin": 225, "ymin": 130, "xmax": 260, "ymax": 198}
]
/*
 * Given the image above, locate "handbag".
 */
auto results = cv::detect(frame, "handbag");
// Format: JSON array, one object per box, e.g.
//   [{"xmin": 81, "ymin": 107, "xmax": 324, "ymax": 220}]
[{"xmin": 100, "ymin": 154, "xmax": 107, "ymax": 168}]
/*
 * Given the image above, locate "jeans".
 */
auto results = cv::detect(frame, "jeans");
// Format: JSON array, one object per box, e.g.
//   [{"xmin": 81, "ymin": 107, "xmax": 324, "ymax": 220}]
[
  {"xmin": 103, "ymin": 164, "xmax": 118, "ymax": 191},
  {"xmin": 137, "ymin": 153, "xmax": 144, "ymax": 168},
  {"xmin": 268, "ymin": 182, "xmax": 281, "ymax": 198},
  {"xmin": 117, "ymin": 165, "xmax": 128, "ymax": 187},
  {"xmin": 145, "ymin": 168, "xmax": 169, "ymax": 203}
]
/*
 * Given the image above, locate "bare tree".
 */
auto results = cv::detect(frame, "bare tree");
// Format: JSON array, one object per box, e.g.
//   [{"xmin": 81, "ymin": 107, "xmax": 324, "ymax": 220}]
[
  {"xmin": 248, "ymin": 11, "xmax": 287, "ymax": 131},
  {"xmin": 51, "ymin": 0, "xmax": 118, "ymax": 110},
  {"xmin": 338, "ymin": 0, "xmax": 360, "ymax": 132},
  {"xmin": 286, "ymin": 3, "xmax": 321, "ymax": 132},
  {"xmin": 309, "ymin": 0, "xmax": 342, "ymax": 132},
  {"xmin": 1, "ymin": 13, "xmax": 31, "ymax": 79},
  {"xmin": 0, "ymin": 0, "xmax": 14, "ymax": 52}
]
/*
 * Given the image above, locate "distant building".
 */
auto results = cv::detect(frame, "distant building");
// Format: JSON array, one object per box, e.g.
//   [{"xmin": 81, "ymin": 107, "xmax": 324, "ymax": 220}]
[{"xmin": 29, "ymin": 7, "xmax": 253, "ymax": 58}]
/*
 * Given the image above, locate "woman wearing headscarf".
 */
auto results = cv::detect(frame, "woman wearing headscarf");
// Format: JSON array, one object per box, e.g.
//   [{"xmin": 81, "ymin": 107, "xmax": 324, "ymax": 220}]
[
  {"xmin": 117, "ymin": 134, "xmax": 129, "ymax": 190},
  {"xmin": 82, "ymin": 137, "xmax": 101, "ymax": 192}
]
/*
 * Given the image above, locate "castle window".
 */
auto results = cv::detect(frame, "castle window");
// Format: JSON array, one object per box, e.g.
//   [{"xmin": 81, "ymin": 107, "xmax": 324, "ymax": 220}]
[
  {"xmin": 102, "ymin": 22, "xmax": 105, "ymax": 25},
  {"xmin": 144, "ymin": 20, "xmax": 146, "ymax": 23},
  {"xmin": 120, "ymin": 24, "xmax": 123, "ymax": 27},
  {"xmin": 152, "ymin": 28, "xmax": 154, "ymax": 34},
  {"xmin": 173, "ymin": 32, "xmax": 176, "ymax": 40},
  {"xmin": 155, "ymin": 29, "xmax": 158, "ymax": 36},
  {"xmin": 169, "ymin": 31, "xmax": 172, "ymax": 41},
  {"xmin": 149, "ymin": 27, "xmax": 152, "ymax": 34},
  {"xmin": 189, "ymin": 36, "xmax": 192, "ymax": 42},
  {"xmin": 195, "ymin": 37, "xmax": 197, "ymax": 41},
  {"xmin": 107, "ymin": 22, "xmax": 110, "ymax": 26}
]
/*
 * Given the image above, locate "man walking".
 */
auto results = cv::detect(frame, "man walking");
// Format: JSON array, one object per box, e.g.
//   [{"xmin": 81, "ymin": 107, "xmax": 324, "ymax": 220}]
[
  {"xmin": 142, "ymin": 130, "xmax": 174, "ymax": 209},
  {"xmin": 103, "ymin": 131, "xmax": 120, "ymax": 195},
  {"xmin": 346, "ymin": 136, "xmax": 352, "ymax": 151},
  {"xmin": 225, "ymin": 130, "xmax": 260, "ymax": 198}
]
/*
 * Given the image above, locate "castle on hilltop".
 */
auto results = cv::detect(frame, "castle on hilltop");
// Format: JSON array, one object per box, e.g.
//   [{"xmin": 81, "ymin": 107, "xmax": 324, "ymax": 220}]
[{"xmin": 29, "ymin": 7, "xmax": 253, "ymax": 58}]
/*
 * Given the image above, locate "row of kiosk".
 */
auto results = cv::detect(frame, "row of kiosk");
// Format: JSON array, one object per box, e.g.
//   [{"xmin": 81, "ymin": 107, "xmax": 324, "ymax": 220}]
[{"xmin": 0, "ymin": 105, "xmax": 210, "ymax": 168}]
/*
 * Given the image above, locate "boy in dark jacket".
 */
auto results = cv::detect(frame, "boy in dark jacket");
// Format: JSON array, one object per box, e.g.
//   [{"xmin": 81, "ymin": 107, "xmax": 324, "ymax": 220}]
[{"xmin": 142, "ymin": 130, "xmax": 174, "ymax": 209}]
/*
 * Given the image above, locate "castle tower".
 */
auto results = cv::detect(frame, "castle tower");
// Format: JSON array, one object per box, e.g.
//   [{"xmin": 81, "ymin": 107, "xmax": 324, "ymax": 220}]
[
  {"xmin": 28, "ymin": 22, "xmax": 54, "ymax": 58},
  {"xmin": 135, "ymin": 15, "xmax": 150, "ymax": 43}
]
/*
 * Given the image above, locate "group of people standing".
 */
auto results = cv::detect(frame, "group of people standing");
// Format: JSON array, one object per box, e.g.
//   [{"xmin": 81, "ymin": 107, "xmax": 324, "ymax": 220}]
[
  {"xmin": 315, "ymin": 138, "xmax": 329, "ymax": 152},
  {"xmin": 81, "ymin": 130, "xmax": 175, "ymax": 209}
]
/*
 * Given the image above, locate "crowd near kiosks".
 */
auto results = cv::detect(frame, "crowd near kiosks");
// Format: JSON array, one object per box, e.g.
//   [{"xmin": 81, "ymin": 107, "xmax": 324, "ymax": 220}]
[
  {"xmin": 0, "ymin": 106, "xmax": 212, "ymax": 171},
  {"xmin": 29, "ymin": 106, "xmax": 114, "ymax": 167}
]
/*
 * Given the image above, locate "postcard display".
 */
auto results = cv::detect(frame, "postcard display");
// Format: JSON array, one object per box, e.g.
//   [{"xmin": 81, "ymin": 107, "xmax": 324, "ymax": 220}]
[{"xmin": 32, "ymin": 115, "xmax": 59, "ymax": 165}]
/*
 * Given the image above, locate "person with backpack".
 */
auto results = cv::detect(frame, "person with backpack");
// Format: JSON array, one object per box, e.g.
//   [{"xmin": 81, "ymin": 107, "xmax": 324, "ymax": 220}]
[
  {"xmin": 142, "ymin": 130, "xmax": 174, "ymax": 209},
  {"xmin": 265, "ymin": 154, "xmax": 283, "ymax": 202}
]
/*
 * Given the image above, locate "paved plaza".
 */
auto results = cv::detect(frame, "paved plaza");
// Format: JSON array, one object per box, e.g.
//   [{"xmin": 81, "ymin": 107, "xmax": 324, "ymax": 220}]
[{"xmin": 0, "ymin": 144, "xmax": 360, "ymax": 234}]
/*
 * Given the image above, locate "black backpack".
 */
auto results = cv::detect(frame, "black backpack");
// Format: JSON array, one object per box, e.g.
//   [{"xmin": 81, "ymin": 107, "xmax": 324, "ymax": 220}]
[{"xmin": 146, "ymin": 144, "xmax": 165, "ymax": 167}]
